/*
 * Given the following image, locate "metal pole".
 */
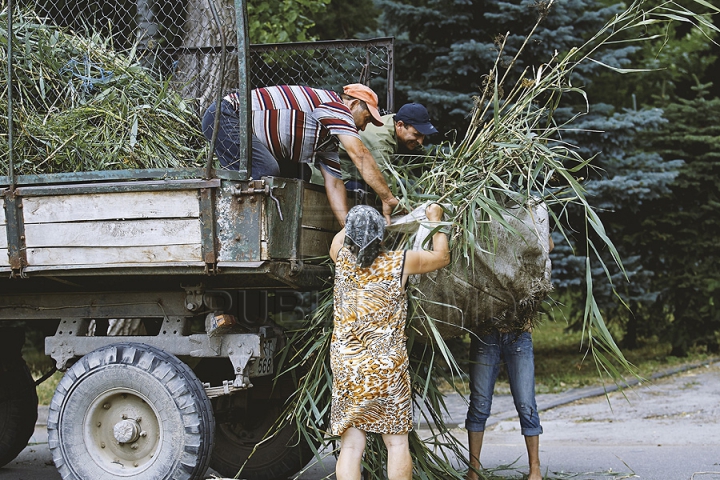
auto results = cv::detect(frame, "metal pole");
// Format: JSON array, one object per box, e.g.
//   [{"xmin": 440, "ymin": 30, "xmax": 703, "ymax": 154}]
[
  {"xmin": 7, "ymin": 0, "xmax": 15, "ymax": 187},
  {"xmin": 234, "ymin": 0, "xmax": 251, "ymax": 179},
  {"xmin": 205, "ymin": 0, "xmax": 226, "ymax": 180},
  {"xmin": 387, "ymin": 39, "xmax": 395, "ymax": 113}
]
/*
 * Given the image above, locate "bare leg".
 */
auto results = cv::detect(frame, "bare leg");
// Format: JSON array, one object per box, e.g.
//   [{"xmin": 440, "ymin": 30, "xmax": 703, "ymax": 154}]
[
  {"xmin": 466, "ymin": 430, "xmax": 484, "ymax": 480},
  {"xmin": 382, "ymin": 433, "xmax": 412, "ymax": 480},
  {"xmin": 524, "ymin": 435, "xmax": 541, "ymax": 480},
  {"xmin": 336, "ymin": 427, "xmax": 367, "ymax": 480}
]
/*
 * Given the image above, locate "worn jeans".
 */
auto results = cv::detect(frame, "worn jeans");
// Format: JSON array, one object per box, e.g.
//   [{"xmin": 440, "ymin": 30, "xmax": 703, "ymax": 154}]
[
  {"xmin": 202, "ymin": 100, "xmax": 310, "ymax": 179},
  {"xmin": 465, "ymin": 330, "xmax": 542, "ymax": 436}
]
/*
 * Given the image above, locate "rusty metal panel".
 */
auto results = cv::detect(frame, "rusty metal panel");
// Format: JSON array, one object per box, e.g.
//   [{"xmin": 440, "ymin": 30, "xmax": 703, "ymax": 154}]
[
  {"xmin": 199, "ymin": 186, "xmax": 218, "ymax": 268},
  {"xmin": 216, "ymin": 179, "xmax": 264, "ymax": 262},
  {"xmin": 2, "ymin": 190, "xmax": 27, "ymax": 275},
  {"xmin": 0, "ymin": 194, "xmax": 8, "ymax": 269}
]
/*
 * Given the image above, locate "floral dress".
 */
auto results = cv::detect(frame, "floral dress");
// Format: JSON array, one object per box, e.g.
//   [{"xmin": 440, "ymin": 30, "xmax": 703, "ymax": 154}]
[{"xmin": 330, "ymin": 247, "xmax": 412, "ymax": 436}]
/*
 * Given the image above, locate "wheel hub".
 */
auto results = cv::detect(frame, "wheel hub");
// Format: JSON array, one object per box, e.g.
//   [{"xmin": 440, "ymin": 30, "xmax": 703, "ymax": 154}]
[
  {"xmin": 113, "ymin": 419, "xmax": 141, "ymax": 444},
  {"xmin": 85, "ymin": 390, "xmax": 160, "ymax": 475}
]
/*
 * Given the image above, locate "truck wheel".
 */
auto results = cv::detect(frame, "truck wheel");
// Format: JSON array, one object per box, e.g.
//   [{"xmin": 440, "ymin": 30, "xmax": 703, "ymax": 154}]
[
  {"xmin": 210, "ymin": 397, "xmax": 314, "ymax": 480},
  {"xmin": 0, "ymin": 359, "xmax": 39, "ymax": 467},
  {"xmin": 47, "ymin": 343, "xmax": 214, "ymax": 480}
]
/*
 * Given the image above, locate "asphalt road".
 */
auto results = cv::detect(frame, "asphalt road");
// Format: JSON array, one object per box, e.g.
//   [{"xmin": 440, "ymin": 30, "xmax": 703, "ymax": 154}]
[{"xmin": 2, "ymin": 361, "xmax": 719, "ymax": 480}]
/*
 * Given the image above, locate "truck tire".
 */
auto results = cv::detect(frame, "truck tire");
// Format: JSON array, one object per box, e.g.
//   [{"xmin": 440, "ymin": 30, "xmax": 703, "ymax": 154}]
[
  {"xmin": 210, "ymin": 398, "xmax": 314, "ymax": 480},
  {"xmin": 193, "ymin": 359, "xmax": 316, "ymax": 480},
  {"xmin": 47, "ymin": 343, "xmax": 214, "ymax": 480},
  {"xmin": 0, "ymin": 359, "xmax": 39, "ymax": 467}
]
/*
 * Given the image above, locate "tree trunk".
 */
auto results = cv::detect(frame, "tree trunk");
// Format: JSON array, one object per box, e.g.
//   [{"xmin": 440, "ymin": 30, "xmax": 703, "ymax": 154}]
[
  {"xmin": 176, "ymin": 0, "xmax": 239, "ymax": 113},
  {"xmin": 136, "ymin": 0, "xmax": 160, "ymax": 69}
]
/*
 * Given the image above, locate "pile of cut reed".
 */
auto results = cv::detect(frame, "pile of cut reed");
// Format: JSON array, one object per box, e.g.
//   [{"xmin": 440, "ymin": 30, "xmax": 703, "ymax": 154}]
[{"xmin": 1, "ymin": 8, "xmax": 205, "ymax": 176}]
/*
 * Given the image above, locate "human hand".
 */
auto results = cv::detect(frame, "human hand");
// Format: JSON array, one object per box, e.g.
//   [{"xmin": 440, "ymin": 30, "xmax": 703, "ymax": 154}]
[
  {"xmin": 425, "ymin": 203, "xmax": 444, "ymax": 222},
  {"xmin": 381, "ymin": 196, "xmax": 400, "ymax": 225}
]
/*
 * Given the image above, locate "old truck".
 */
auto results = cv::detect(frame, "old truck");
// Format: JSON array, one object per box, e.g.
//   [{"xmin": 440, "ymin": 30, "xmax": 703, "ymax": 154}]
[{"xmin": 1, "ymin": 0, "xmax": 394, "ymax": 478}]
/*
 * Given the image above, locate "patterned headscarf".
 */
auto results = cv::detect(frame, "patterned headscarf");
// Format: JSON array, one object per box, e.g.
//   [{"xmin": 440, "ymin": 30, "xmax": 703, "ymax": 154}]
[{"xmin": 344, "ymin": 205, "xmax": 385, "ymax": 267}]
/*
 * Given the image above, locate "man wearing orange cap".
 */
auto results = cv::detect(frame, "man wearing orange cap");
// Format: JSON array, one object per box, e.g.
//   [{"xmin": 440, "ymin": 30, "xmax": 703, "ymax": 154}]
[{"xmin": 202, "ymin": 84, "xmax": 399, "ymax": 225}]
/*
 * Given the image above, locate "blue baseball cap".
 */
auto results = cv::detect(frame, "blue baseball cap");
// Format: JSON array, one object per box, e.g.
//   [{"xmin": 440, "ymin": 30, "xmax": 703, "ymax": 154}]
[{"xmin": 395, "ymin": 103, "xmax": 439, "ymax": 136}]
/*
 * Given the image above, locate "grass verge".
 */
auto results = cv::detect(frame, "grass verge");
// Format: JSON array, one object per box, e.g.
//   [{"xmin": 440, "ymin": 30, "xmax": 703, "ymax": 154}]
[{"xmin": 440, "ymin": 318, "xmax": 715, "ymax": 396}]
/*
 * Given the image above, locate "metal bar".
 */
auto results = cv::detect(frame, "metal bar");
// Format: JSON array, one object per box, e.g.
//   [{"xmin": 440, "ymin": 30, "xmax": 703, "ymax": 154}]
[
  {"xmin": 2, "ymin": 190, "xmax": 26, "ymax": 276},
  {"xmin": 20, "ymin": 264, "xmax": 208, "ymax": 274},
  {"xmin": 6, "ymin": 0, "xmax": 15, "ymax": 188},
  {"xmin": 0, "ymin": 168, "xmax": 207, "ymax": 187},
  {"xmin": 205, "ymin": 0, "xmax": 226, "ymax": 180},
  {"xmin": 200, "ymin": 186, "xmax": 218, "ymax": 271},
  {"xmin": 15, "ymin": 178, "xmax": 220, "ymax": 197},
  {"xmin": 249, "ymin": 37, "xmax": 395, "ymax": 53},
  {"xmin": 234, "ymin": 0, "xmax": 251, "ymax": 179},
  {"xmin": 387, "ymin": 41, "xmax": 395, "ymax": 112},
  {"xmin": 147, "ymin": 37, "xmax": 395, "ymax": 56}
]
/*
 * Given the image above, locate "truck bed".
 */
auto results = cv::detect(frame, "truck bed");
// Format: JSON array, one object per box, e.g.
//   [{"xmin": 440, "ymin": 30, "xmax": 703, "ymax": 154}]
[{"xmin": 1, "ymin": 169, "xmax": 338, "ymax": 294}]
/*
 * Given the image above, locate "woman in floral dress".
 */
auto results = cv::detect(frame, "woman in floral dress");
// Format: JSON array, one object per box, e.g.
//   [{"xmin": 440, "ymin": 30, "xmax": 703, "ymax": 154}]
[{"xmin": 329, "ymin": 204, "xmax": 450, "ymax": 480}]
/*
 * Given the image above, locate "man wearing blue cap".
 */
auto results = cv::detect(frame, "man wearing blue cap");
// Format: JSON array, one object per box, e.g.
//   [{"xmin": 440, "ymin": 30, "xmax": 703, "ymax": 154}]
[{"xmin": 338, "ymin": 102, "xmax": 439, "ymax": 197}]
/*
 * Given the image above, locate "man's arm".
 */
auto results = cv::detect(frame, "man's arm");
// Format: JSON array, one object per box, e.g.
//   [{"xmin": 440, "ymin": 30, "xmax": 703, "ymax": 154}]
[
  {"xmin": 337, "ymin": 134, "xmax": 399, "ymax": 224},
  {"xmin": 321, "ymin": 168, "xmax": 350, "ymax": 227}
]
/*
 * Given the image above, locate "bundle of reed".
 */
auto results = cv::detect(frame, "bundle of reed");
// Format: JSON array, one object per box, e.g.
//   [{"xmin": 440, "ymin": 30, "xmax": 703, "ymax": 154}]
[{"xmin": 1, "ymin": 8, "xmax": 205, "ymax": 175}]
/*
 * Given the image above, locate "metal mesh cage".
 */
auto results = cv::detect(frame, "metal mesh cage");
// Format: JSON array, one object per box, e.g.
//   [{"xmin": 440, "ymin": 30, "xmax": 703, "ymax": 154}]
[
  {"xmin": 1, "ymin": 0, "xmax": 394, "ymax": 175},
  {"xmin": 249, "ymin": 39, "xmax": 394, "ymax": 113},
  {"xmin": 9, "ymin": 0, "xmax": 393, "ymax": 112}
]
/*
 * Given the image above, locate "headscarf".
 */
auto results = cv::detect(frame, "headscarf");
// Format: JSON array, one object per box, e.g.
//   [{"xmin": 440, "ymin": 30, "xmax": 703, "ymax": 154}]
[{"xmin": 344, "ymin": 205, "xmax": 385, "ymax": 268}]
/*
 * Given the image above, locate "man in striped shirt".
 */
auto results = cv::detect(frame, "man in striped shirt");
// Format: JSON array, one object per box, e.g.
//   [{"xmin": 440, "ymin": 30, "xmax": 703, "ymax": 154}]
[{"xmin": 202, "ymin": 84, "xmax": 399, "ymax": 225}]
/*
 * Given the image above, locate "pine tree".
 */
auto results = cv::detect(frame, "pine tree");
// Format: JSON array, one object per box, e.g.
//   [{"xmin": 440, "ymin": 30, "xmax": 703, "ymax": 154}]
[
  {"xmin": 308, "ymin": 0, "xmax": 379, "ymax": 39},
  {"xmin": 373, "ymin": 0, "xmax": 626, "ymax": 135},
  {"xmin": 640, "ymin": 90, "xmax": 720, "ymax": 355},
  {"xmin": 553, "ymin": 6, "xmax": 720, "ymax": 350}
]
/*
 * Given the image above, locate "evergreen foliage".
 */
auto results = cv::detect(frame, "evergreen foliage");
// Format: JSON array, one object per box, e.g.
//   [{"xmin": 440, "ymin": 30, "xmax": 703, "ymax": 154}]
[
  {"xmin": 307, "ymin": 0, "xmax": 380, "ymax": 40},
  {"xmin": 641, "ymin": 91, "xmax": 720, "ymax": 355},
  {"xmin": 588, "ymin": 6, "xmax": 719, "ymax": 107},
  {"xmin": 549, "ymin": 103, "xmax": 682, "ymax": 347},
  {"xmin": 372, "ymin": 0, "xmax": 627, "ymax": 136},
  {"xmin": 549, "ymin": 2, "xmax": 719, "ymax": 352}
]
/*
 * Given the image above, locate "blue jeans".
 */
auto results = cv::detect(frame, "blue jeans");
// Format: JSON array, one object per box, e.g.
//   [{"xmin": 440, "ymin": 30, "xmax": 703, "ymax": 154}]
[
  {"xmin": 202, "ymin": 100, "xmax": 310, "ymax": 179},
  {"xmin": 465, "ymin": 331, "xmax": 542, "ymax": 436}
]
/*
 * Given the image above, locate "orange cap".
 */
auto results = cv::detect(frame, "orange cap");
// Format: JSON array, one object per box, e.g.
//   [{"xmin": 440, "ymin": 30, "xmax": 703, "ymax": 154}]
[{"xmin": 343, "ymin": 83, "xmax": 384, "ymax": 127}]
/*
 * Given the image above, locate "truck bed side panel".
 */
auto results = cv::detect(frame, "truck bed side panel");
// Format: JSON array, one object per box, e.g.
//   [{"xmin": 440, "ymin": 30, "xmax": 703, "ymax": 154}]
[{"xmin": 21, "ymin": 190, "xmax": 204, "ymax": 269}]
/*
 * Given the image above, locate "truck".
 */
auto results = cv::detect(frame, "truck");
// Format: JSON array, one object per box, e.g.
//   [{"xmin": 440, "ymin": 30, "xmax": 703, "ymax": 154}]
[{"xmin": 1, "ymin": 1, "xmax": 394, "ymax": 478}]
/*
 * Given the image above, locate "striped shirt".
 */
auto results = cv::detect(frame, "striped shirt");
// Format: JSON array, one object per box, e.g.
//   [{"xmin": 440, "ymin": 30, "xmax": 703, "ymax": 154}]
[{"xmin": 224, "ymin": 86, "xmax": 360, "ymax": 177}]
